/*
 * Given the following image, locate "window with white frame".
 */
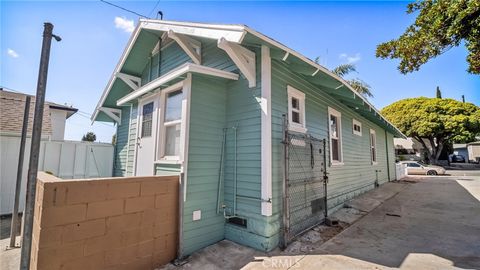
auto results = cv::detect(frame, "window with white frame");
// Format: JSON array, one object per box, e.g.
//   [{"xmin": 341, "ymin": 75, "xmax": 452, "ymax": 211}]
[
  {"xmin": 160, "ymin": 89, "xmax": 183, "ymax": 159},
  {"xmin": 352, "ymin": 119, "xmax": 362, "ymax": 136},
  {"xmin": 287, "ymin": 86, "xmax": 306, "ymax": 133},
  {"xmin": 328, "ymin": 107, "xmax": 342, "ymax": 164},
  {"xmin": 370, "ymin": 129, "xmax": 377, "ymax": 164}
]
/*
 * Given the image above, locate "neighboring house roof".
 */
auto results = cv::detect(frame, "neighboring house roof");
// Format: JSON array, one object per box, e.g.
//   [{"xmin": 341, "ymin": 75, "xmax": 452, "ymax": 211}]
[
  {"xmin": 0, "ymin": 88, "xmax": 78, "ymax": 135},
  {"xmin": 92, "ymin": 19, "xmax": 405, "ymax": 138}
]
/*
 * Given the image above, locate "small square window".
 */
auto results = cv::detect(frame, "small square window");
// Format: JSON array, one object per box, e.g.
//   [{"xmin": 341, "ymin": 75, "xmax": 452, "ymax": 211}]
[
  {"xmin": 352, "ymin": 119, "xmax": 362, "ymax": 136},
  {"xmin": 287, "ymin": 86, "xmax": 306, "ymax": 133}
]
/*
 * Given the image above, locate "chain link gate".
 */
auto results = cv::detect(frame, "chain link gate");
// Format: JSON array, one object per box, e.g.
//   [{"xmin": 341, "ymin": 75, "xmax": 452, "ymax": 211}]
[{"xmin": 282, "ymin": 121, "xmax": 328, "ymax": 246}]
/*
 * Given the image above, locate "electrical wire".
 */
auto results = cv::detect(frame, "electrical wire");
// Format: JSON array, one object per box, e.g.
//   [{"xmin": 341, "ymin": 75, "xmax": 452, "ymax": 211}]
[
  {"xmin": 148, "ymin": 0, "xmax": 161, "ymax": 18},
  {"xmin": 100, "ymin": 0, "xmax": 149, "ymax": 18}
]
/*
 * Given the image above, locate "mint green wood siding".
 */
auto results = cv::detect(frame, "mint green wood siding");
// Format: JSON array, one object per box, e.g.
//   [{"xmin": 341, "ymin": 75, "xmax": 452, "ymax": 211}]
[
  {"xmin": 140, "ymin": 42, "xmax": 191, "ymax": 84},
  {"xmin": 271, "ymin": 59, "xmax": 396, "ymax": 218},
  {"xmin": 222, "ymin": 48, "xmax": 279, "ymax": 251},
  {"xmin": 182, "ymin": 75, "xmax": 228, "ymax": 255},
  {"xmin": 113, "ymin": 106, "xmax": 131, "ymax": 176},
  {"xmin": 155, "ymin": 164, "xmax": 181, "ymax": 175},
  {"xmin": 126, "ymin": 103, "xmax": 137, "ymax": 176},
  {"xmin": 181, "ymin": 46, "xmax": 275, "ymax": 255}
]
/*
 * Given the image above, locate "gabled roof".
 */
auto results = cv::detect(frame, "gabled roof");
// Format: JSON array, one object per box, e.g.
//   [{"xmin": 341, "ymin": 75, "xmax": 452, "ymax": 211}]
[
  {"xmin": 92, "ymin": 19, "xmax": 405, "ymax": 138},
  {"xmin": 0, "ymin": 88, "xmax": 78, "ymax": 135}
]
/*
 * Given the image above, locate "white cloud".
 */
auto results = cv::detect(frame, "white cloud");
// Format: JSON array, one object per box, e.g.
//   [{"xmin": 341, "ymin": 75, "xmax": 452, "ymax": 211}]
[
  {"xmin": 339, "ymin": 53, "xmax": 361, "ymax": 64},
  {"xmin": 114, "ymin": 17, "xmax": 134, "ymax": 33},
  {"xmin": 7, "ymin": 48, "xmax": 19, "ymax": 58}
]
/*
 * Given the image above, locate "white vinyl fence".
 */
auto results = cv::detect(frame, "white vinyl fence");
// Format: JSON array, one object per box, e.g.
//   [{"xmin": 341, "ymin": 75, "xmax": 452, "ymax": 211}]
[
  {"xmin": 395, "ymin": 163, "xmax": 407, "ymax": 180},
  {"xmin": 0, "ymin": 135, "xmax": 114, "ymax": 215}
]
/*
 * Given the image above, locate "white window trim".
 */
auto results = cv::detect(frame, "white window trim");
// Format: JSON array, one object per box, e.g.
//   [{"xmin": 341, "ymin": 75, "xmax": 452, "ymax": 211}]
[
  {"xmin": 370, "ymin": 128, "xmax": 378, "ymax": 165},
  {"xmin": 155, "ymin": 81, "xmax": 186, "ymax": 163},
  {"xmin": 287, "ymin": 85, "xmax": 307, "ymax": 133},
  {"xmin": 352, "ymin": 119, "xmax": 362, "ymax": 136},
  {"xmin": 328, "ymin": 107, "xmax": 343, "ymax": 166}
]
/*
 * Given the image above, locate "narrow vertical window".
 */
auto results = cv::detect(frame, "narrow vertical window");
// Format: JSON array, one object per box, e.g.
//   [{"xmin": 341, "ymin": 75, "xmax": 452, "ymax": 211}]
[
  {"xmin": 287, "ymin": 86, "xmax": 306, "ymax": 133},
  {"xmin": 162, "ymin": 90, "xmax": 183, "ymax": 158},
  {"xmin": 328, "ymin": 107, "xmax": 342, "ymax": 164},
  {"xmin": 141, "ymin": 102, "xmax": 154, "ymax": 137},
  {"xmin": 370, "ymin": 129, "xmax": 377, "ymax": 164}
]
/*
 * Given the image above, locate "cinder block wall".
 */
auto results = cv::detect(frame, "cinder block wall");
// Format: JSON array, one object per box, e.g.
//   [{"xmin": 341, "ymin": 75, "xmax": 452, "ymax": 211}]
[{"xmin": 30, "ymin": 172, "xmax": 178, "ymax": 270}]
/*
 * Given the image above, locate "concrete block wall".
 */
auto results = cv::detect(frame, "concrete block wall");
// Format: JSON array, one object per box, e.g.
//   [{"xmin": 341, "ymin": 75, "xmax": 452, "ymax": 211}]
[{"xmin": 30, "ymin": 172, "xmax": 178, "ymax": 270}]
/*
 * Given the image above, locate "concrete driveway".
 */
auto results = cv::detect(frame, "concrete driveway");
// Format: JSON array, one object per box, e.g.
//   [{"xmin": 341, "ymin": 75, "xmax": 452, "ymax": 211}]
[{"xmin": 244, "ymin": 175, "xmax": 480, "ymax": 269}]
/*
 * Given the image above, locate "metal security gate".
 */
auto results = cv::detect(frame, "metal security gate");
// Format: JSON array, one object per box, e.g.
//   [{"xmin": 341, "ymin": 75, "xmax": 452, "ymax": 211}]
[{"xmin": 282, "ymin": 128, "xmax": 328, "ymax": 246}]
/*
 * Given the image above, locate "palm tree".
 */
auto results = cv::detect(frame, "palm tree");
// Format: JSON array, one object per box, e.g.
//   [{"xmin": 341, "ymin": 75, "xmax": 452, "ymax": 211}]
[
  {"xmin": 314, "ymin": 58, "xmax": 373, "ymax": 98},
  {"xmin": 331, "ymin": 64, "xmax": 373, "ymax": 98}
]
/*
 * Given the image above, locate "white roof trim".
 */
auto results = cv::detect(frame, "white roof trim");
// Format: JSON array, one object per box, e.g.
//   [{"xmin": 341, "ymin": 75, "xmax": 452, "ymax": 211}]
[
  {"xmin": 117, "ymin": 62, "xmax": 238, "ymax": 106},
  {"xmin": 92, "ymin": 19, "xmax": 405, "ymax": 137},
  {"xmin": 242, "ymin": 26, "xmax": 405, "ymax": 138},
  {"xmin": 141, "ymin": 19, "xmax": 246, "ymax": 42},
  {"xmin": 91, "ymin": 22, "xmax": 143, "ymax": 122}
]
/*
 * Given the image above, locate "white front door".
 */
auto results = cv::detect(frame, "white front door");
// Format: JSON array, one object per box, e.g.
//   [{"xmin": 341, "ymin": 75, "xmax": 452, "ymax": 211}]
[{"xmin": 135, "ymin": 96, "xmax": 158, "ymax": 176}]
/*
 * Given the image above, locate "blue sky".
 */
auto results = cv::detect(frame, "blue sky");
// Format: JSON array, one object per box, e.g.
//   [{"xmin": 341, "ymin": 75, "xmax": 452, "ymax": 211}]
[{"xmin": 2, "ymin": 1, "xmax": 479, "ymax": 142}]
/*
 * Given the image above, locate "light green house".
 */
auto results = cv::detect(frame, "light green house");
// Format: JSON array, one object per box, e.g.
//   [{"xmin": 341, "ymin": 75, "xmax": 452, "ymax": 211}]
[{"xmin": 92, "ymin": 19, "xmax": 405, "ymax": 257}]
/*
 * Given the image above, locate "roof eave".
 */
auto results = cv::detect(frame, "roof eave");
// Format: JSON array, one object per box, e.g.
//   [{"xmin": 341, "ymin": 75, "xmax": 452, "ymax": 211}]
[
  {"xmin": 91, "ymin": 20, "xmax": 144, "ymax": 123},
  {"xmin": 92, "ymin": 20, "xmax": 406, "ymax": 138},
  {"xmin": 243, "ymin": 26, "xmax": 406, "ymax": 138}
]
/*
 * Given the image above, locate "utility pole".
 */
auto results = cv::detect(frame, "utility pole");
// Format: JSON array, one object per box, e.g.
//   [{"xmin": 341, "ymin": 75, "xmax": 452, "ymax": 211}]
[
  {"xmin": 9, "ymin": 96, "xmax": 31, "ymax": 249},
  {"xmin": 20, "ymin": 22, "xmax": 61, "ymax": 270},
  {"xmin": 462, "ymin": 95, "xmax": 465, "ymax": 103}
]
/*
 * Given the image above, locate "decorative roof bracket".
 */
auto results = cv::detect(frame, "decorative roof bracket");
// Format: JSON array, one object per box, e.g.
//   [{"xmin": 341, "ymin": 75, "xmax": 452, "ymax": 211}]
[
  {"xmin": 116, "ymin": 72, "xmax": 141, "ymax": 91},
  {"xmin": 167, "ymin": 30, "xmax": 201, "ymax": 65},
  {"xmin": 99, "ymin": 107, "xmax": 122, "ymax": 124},
  {"xmin": 218, "ymin": 37, "xmax": 256, "ymax": 88}
]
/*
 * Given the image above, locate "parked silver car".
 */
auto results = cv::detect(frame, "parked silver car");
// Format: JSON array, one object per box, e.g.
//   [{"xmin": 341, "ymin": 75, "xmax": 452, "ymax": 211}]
[{"xmin": 399, "ymin": 161, "xmax": 446, "ymax": 175}]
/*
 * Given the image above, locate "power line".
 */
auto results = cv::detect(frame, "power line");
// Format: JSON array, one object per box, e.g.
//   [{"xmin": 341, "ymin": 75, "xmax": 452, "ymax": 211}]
[
  {"xmin": 148, "ymin": 0, "xmax": 161, "ymax": 18},
  {"xmin": 73, "ymin": 111, "xmax": 115, "ymax": 127},
  {"xmin": 100, "ymin": 0, "xmax": 149, "ymax": 18}
]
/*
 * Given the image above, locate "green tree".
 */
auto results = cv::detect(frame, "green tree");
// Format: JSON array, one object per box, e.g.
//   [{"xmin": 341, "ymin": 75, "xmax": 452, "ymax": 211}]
[
  {"xmin": 376, "ymin": 0, "xmax": 480, "ymax": 74},
  {"xmin": 381, "ymin": 97, "xmax": 480, "ymax": 164},
  {"xmin": 436, "ymin": 86, "xmax": 442, "ymax": 98},
  {"xmin": 82, "ymin": 131, "xmax": 97, "ymax": 142},
  {"xmin": 331, "ymin": 63, "xmax": 373, "ymax": 97}
]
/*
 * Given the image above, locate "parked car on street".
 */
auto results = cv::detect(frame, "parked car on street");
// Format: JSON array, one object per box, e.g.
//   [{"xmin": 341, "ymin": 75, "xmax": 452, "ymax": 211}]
[
  {"xmin": 399, "ymin": 161, "xmax": 446, "ymax": 175},
  {"xmin": 451, "ymin": 154, "xmax": 466, "ymax": 163}
]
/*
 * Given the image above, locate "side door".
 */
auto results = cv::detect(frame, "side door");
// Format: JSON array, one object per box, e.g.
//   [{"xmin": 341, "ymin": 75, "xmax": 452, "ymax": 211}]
[{"xmin": 135, "ymin": 95, "xmax": 159, "ymax": 176}]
